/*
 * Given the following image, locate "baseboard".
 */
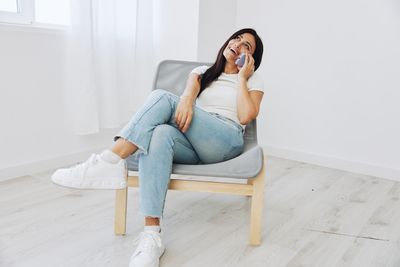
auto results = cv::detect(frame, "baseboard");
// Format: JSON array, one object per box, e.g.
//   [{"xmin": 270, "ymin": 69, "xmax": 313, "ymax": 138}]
[
  {"xmin": 263, "ymin": 145, "xmax": 400, "ymax": 182},
  {"xmin": 0, "ymin": 147, "xmax": 108, "ymax": 182}
]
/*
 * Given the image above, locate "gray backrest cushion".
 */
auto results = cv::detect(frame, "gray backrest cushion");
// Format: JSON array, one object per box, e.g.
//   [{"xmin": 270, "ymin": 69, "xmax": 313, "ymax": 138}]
[{"xmin": 152, "ymin": 60, "xmax": 258, "ymax": 145}]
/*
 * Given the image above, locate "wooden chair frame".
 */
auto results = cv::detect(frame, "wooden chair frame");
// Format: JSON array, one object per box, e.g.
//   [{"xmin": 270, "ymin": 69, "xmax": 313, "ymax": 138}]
[{"xmin": 115, "ymin": 163, "xmax": 265, "ymax": 245}]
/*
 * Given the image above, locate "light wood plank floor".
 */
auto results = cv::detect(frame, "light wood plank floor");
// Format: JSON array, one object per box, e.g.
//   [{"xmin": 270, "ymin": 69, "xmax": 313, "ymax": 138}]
[{"xmin": 1, "ymin": 156, "xmax": 400, "ymax": 267}]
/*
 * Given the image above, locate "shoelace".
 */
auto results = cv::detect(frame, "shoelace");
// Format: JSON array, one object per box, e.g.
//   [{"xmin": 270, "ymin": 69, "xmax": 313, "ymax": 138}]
[{"xmin": 133, "ymin": 231, "xmax": 162, "ymax": 254}]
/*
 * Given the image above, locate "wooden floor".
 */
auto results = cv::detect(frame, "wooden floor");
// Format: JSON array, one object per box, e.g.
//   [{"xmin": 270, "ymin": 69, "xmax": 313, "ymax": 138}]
[{"xmin": 1, "ymin": 156, "xmax": 400, "ymax": 267}]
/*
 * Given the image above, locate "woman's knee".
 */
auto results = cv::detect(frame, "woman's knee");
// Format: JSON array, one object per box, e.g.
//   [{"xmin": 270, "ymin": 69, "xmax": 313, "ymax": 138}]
[
  {"xmin": 151, "ymin": 89, "xmax": 170, "ymax": 99},
  {"xmin": 150, "ymin": 89, "xmax": 178, "ymax": 102}
]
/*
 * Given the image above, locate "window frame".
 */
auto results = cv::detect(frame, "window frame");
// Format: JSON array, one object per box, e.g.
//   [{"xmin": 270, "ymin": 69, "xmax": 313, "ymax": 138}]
[{"xmin": 0, "ymin": 0, "xmax": 34, "ymax": 25}]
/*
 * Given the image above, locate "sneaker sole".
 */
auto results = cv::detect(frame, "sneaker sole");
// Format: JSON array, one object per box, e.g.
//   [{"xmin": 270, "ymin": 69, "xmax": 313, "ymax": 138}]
[
  {"xmin": 129, "ymin": 247, "xmax": 166, "ymax": 267},
  {"xmin": 51, "ymin": 176, "xmax": 127, "ymax": 190}
]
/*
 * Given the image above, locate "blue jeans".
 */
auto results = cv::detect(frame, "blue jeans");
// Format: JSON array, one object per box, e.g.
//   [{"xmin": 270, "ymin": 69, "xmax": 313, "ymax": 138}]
[{"xmin": 114, "ymin": 89, "xmax": 244, "ymax": 218}]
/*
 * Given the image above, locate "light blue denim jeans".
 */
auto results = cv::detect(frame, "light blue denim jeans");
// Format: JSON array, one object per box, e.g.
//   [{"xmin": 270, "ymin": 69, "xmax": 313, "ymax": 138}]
[{"xmin": 114, "ymin": 89, "xmax": 244, "ymax": 218}]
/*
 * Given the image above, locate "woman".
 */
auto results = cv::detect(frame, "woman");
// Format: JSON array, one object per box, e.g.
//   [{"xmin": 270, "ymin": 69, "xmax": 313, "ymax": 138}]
[{"xmin": 52, "ymin": 28, "xmax": 264, "ymax": 267}]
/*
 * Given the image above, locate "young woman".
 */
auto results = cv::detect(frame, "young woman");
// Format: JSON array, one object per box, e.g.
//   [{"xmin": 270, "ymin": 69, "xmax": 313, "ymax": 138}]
[{"xmin": 52, "ymin": 28, "xmax": 264, "ymax": 267}]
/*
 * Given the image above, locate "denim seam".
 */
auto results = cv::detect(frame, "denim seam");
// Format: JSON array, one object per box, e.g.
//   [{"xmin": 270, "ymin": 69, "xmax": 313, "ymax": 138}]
[
  {"xmin": 173, "ymin": 137, "xmax": 200, "ymax": 162},
  {"xmin": 210, "ymin": 113, "xmax": 243, "ymax": 135},
  {"xmin": 123, "ymin": 92, "xmax": 170, "ymax": 155},
  {"xmin": 160, "ymin": 185, "xmax": 169, "ymax": 217},
  {"xmin": 173, "ymin": 137, "xmax": 194, "ymax": 151},
  {"xmin": 128, "ymin": 92, "xmax": 167, "ymax": 132}
]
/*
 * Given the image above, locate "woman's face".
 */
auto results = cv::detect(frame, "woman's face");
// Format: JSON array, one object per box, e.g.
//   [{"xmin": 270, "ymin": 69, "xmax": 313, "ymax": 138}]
[{"xmin": 223, "ymin": 32, "xmax": 256, "ymax": 63}]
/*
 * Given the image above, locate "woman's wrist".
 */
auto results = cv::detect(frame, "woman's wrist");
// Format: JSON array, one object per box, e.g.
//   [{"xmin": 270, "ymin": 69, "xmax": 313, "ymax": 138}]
[
  {"xmin": 238, "ymin": 77, "xmax": 248, "ymax": 87},
  {"xmin": 180, "ymin": 94, "xmax": 196, "ymax": 103}
]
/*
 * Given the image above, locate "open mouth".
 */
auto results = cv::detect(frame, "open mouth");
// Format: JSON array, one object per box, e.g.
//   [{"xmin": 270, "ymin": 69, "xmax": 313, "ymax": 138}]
[{"xmin": 229, "ymin": 47, "xmax": 238, "ymax": 56}]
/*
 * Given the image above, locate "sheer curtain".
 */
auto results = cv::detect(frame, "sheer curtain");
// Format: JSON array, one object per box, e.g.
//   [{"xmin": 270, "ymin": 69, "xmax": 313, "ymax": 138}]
[{"xmin": 65, "ymin": 0, "xmax": 137, "ymax": 135}]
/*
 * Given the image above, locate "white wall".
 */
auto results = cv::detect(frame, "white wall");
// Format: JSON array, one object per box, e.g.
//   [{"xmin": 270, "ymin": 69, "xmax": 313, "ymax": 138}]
[
  {"xmin": 153, "ymin": 0, "xmax": 199, "ymax": 63},
  {"xmin": 197, "ymin": 0, "xmax": 237, "ymax": 62},
  {"xmin": 236, "ymin": 0, "xmax": 400, "ymax": 180},
  {"xmin": 0, "ymin": 25, "xmax": 116, "ymax": 181}
]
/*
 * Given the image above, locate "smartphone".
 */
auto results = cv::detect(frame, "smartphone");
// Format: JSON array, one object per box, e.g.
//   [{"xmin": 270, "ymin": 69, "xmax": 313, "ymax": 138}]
[{"xmin": 235, "ymin": 53, "xmax": 246, "ymax": 67}]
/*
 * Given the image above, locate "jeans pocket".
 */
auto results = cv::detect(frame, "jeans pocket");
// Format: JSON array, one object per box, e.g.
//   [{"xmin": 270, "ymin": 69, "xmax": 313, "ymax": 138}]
[{"xmin": 209, "ymin": 113, "xmax": 244, "ymax": 135}]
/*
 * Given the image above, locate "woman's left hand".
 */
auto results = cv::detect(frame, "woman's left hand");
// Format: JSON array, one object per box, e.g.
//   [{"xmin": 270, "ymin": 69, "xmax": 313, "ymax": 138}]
[{"xmin": 238, "ymin": 53, "xmax": 255, "ymax": 82}]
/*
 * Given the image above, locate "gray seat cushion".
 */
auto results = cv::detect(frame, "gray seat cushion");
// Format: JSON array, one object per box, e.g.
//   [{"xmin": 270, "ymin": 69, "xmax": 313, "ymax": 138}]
[{"xmin": 126, "ymin": 143, "xmax": 263, "ymax": 179}]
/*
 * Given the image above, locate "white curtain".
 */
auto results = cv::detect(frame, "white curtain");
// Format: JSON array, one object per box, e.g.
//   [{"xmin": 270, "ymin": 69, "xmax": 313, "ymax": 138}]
[{"xmin": 65, "ymin": 0, "xmax": 137, "ymax": 135}]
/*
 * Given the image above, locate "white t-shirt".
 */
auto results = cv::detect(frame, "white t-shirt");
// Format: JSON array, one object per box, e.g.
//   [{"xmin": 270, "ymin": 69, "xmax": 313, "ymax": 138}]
[{"xmin": 191, "ymin": 65, "xmax": 264, "ymax": 129}]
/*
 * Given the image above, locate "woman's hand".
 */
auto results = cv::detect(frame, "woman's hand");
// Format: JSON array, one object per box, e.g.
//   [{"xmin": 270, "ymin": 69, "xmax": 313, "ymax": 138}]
[
  {"xmin": 175, "ymin": 96, "xmax": 194, "ymax": 133},
  {"xmin": 238, "ymin": 53, "xmax": 255, "ymax": 83}
]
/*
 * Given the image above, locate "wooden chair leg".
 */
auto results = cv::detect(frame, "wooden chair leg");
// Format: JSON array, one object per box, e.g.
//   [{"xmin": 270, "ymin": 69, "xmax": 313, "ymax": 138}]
[
  {"xmin": 246, "ymin": 179, "xmax": 253, "ymax": 199},
  {"xmin": 115, "ymin": 187, "xmax": 128, "ymax": 235},
  {"xmin": 249, "ymin": 163, "xmax": 265, "ymax": 245}
]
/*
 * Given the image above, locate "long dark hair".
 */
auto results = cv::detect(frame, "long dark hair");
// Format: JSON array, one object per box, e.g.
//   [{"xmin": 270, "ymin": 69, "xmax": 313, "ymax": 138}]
[{"xmin": 198, "ymin": 28, "xmax": 264, "ymax": 96}]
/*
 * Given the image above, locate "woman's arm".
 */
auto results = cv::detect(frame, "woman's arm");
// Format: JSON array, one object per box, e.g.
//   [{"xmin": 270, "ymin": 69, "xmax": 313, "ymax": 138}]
[
  {"xmin": 237, "ymin": 84, "xmax": 264, "ymax": 125},
  {"xmin": 180, "ymin": 73, "xmax": 201, "ymax": 102},
  {"xmin": 175, "ymin": 73, "xmax": 201, "ymax": 132},
  {"xmin": 236, "ymin": 54, "xmax": 264, "ymax": 125}
]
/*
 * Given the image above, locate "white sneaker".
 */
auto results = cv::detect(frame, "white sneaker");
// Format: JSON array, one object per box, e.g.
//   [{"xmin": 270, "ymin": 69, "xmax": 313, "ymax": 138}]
[
  {"xmin": 51, "ymin": 154, "xmax": 127, "ymax": 189},
  {"xmin": 129, "ymin": 230, "xmax": 166, "ymax": 267}
]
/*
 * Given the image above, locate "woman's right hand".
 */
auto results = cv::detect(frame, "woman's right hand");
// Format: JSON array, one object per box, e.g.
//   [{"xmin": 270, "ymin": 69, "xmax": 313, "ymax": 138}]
[{"xmin": 175, "ymin": 96, "xmax": 194, "ymax": 133}]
